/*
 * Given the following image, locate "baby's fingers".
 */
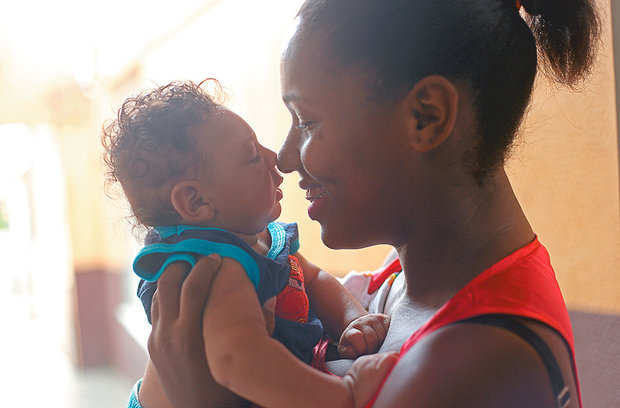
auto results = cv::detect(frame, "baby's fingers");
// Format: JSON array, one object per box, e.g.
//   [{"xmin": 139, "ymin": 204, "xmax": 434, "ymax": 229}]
[
  {"xmin": 339, "ymin": 328, "xmax": 367, "ymax": 359},
  {"xmin": 367, "ymin": 314, "xmax": 390, "ymax": 346},
  {"xmin": 376, "ymin": 313, "xmax": 391, "ymax": 332}
]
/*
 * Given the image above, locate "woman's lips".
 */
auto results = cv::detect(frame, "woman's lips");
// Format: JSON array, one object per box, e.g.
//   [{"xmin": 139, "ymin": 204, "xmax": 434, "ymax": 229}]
[
  {"xmin": 275, "ymin": 188, "xmax": 283, "ymax": 201},
  {"xmin": 305, "ymin": 186, "xmax": 327, "ymax": 219}
]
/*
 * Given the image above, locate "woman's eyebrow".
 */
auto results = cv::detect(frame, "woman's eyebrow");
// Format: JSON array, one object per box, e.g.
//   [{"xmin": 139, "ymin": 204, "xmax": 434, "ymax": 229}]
[
  {"xmin": 282, "ymin": 94, "xmax": 315, "ymax": 110},
  {"xmin": 282, "ymin": 93, "xmax": 311, "ymax": 104}
]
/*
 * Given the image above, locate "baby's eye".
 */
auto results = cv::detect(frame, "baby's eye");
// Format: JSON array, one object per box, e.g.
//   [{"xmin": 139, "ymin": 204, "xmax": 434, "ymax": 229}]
[
  {"xmin": 245, "ymin": 143, "xmax": 261, "ymax": 164},
  {"xmin": 248, "ymin": 152, "xmax": 261, "ymax": 163}
]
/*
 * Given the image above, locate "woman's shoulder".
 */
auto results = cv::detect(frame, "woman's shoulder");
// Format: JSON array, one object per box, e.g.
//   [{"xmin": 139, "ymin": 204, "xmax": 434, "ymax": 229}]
[{"xmin": 372, "ymin": 321, "xmax": 563, "ymax": 408}]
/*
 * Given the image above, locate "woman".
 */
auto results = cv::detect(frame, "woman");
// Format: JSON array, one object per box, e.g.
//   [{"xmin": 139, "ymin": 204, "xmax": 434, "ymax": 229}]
[{"xmin": 147, "ymin": 0, "xmax": 600, "ymax": 406}]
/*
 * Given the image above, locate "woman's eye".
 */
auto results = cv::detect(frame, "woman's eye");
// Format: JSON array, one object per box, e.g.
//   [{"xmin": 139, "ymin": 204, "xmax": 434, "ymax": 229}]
[{"xmin": 296, "ymin": 121, "xmax": 315, "ymax": 131}]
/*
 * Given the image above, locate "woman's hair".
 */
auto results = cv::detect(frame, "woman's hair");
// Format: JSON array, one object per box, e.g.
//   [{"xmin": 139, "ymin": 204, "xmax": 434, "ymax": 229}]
[
  {"xmin": 296, "ymin": 0, "xmax": 601, "ymax": 182},
  {"xmin": 102, "ymin": 79, "xmax": 224, "ymax": 227}
]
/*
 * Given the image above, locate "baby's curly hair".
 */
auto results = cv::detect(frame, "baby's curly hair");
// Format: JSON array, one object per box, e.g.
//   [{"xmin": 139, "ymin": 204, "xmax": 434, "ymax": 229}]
[{"xmin": 102, "ymin": 79, "xmax": 224, "ymax": 227}]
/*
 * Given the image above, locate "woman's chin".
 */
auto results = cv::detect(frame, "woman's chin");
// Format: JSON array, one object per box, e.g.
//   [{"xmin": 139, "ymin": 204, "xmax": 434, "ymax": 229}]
[{"xmin": 319, "ymin": 226, "xmax": 366, "ymax": 250}]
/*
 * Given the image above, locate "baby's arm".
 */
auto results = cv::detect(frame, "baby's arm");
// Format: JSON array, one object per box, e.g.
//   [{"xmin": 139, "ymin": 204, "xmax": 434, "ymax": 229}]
[
  {"xmin": 138, "ymin": 359, "xmax": 171, "ymax": 408},
  {"xmin": 203, "ymin": 257, "xmax": 370, "ymax": 408},
  {"xmin": 294, "ymin": 253, "xmax": 390, "ymax": 358}
]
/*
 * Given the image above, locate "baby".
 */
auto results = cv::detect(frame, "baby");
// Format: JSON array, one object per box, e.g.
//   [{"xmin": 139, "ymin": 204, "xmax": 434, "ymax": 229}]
[{"xmin": 102, "ymin": 80, "xmax": 392, "ymax": 408}]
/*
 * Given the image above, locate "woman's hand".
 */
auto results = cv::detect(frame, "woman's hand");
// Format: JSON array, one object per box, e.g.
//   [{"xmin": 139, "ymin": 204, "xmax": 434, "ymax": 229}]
[
  {"xmin": 342, "ymin": 351, "xmax": 399, "ymax": 408},
  {"xmin": 147, "ymin": 255, "xmax": 247, "ymax": 407}
]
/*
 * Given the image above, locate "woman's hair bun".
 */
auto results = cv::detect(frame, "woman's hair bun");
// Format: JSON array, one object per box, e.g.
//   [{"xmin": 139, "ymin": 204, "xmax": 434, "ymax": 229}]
[
  {"xmin": 520, "ymin": 0, "xmax": 601, "ymax": 87},
  {"xmin": 520, "ymin": 0, "xmax": 541, "ymax": 16}
]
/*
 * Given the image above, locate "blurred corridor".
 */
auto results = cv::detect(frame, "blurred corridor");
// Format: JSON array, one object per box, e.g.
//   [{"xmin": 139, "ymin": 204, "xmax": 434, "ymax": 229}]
[{"xmin": 1, "ymin": 291, "xmax": 132, "ymax": 407}]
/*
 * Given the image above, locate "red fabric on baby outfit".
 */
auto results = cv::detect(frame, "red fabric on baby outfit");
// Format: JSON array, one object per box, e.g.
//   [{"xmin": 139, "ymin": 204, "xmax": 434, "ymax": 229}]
[{"xmin": 275, "ymin": 255, "xmax": 309, "ymax": 323}]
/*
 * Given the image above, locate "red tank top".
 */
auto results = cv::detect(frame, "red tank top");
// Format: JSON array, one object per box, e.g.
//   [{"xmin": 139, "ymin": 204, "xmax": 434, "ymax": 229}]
[{"xmin": 366, "ymin": 238, "xmax": 580, "ymax": 407}]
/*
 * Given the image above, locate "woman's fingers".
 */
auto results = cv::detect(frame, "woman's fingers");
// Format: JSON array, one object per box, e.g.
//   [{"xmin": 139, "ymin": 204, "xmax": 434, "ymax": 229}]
[
  {"xmin": 155, "ymin": 261, "xmax": 192, "ymax": 322},
  {"xmin": 179, "ymin": 254, "xmax": 222, "ymax": 323},
  {"xmin": 344, "ymin": 351, "xmax": 400, "ymax": 408}
]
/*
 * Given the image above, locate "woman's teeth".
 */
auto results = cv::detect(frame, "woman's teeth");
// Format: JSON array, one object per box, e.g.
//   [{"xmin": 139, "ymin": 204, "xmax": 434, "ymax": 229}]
[{"xmin": 305, "ymin": 190, "xmax": 325, "ymax": 202}]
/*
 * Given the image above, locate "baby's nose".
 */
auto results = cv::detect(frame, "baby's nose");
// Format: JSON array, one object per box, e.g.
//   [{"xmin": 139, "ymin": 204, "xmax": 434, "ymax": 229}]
[{"xmin": 263, "ymin": 146, "xmax": 278, "ymax": 168}]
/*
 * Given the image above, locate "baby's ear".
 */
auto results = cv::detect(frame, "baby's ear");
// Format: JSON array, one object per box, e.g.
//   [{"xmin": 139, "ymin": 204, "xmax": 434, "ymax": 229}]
[{"xmin": 170, "ymin": 181, "xmax": 215, "ymax": 223}]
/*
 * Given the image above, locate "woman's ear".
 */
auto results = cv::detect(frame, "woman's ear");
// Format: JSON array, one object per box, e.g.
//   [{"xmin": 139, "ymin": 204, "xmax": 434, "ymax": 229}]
[
  {"xmin": 170, "ymin": 181, "xmax": 215, "ymax": 223},
  {"xmin": 404, "ymin": 75, "xmax": 458, "ymax": 152}
]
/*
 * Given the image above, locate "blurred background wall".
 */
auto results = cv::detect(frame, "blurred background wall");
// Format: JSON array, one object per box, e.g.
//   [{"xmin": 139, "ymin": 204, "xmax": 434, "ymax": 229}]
[{"xmin": 0, "ymin": 0, "xmax": 618, "ymax": 406}]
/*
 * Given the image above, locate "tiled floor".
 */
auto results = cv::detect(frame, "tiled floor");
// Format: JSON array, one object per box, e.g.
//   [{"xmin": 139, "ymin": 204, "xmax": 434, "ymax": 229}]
[{"xmin": 3, "ymin": 295, "xmax": 133, "ymax": 408}]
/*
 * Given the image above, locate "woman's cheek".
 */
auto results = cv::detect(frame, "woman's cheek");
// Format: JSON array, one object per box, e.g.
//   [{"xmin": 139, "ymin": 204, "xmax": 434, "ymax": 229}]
[
  {"xmin": 299, "ymin": 139, "xmax": 315, "ymax": 173},
  {"xmin": 300, "ymin": 132, "xmax": 330, "ymax": 174}
]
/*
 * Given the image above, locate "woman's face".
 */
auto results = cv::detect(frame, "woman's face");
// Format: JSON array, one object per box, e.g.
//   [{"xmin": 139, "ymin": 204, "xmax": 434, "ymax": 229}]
[{"xmin": 278, "ymin": 35, "xmax": 417, "ymax": 249}]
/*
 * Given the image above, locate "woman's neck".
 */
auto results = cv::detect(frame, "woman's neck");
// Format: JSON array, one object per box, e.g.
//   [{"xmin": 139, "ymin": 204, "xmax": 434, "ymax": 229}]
[{"xmin": 395, "ymin": 169, "xmax": 534, "ymax": 307}]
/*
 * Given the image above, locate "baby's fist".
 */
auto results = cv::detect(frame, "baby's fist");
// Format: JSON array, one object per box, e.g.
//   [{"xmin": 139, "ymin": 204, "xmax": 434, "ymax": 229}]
[{"xmin": 338, "ymin": 313, "xmax": 390, "ymax": 359}]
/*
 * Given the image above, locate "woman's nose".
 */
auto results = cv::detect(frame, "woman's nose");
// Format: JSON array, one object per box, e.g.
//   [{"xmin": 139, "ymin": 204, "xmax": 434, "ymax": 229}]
[{"xmin": 277, "ymin": 132, "xmax": 301, "ymax": 174}]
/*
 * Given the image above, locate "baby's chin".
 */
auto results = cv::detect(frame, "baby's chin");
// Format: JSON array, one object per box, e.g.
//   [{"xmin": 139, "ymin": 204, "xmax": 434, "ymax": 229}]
[
  {"xmin": 271, "ymin": 202, "xmax": 282, "ymax": 222},
  {"xmin": 248, "ymin": 214, "xmax": 281, "ymax": 236},
  {"xmin": 239, "ymin": 202, "xmax": 283, "ymax": 235}
]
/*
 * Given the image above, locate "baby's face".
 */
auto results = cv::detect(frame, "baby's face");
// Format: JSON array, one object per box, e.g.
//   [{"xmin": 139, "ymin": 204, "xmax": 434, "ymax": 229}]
[{"xmin": 190, "ymin": 108, "xmax": 283, "ymax": 234}]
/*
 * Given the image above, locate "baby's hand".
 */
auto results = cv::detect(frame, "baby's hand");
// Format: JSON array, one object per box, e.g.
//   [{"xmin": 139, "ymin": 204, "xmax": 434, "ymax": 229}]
[{"xmin": 338, "ymin": 313, "xmax": 390, "ymax": 359}]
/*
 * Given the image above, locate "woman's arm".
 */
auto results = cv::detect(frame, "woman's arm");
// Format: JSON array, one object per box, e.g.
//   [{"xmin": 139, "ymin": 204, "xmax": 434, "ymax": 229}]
[
  {"xmin": 371, "ymin": 324, "xmax": 558, "ymax": 407},
  {"xmin": 146, "ymin": 256, "xmax": 248, "ymax": 407}
]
